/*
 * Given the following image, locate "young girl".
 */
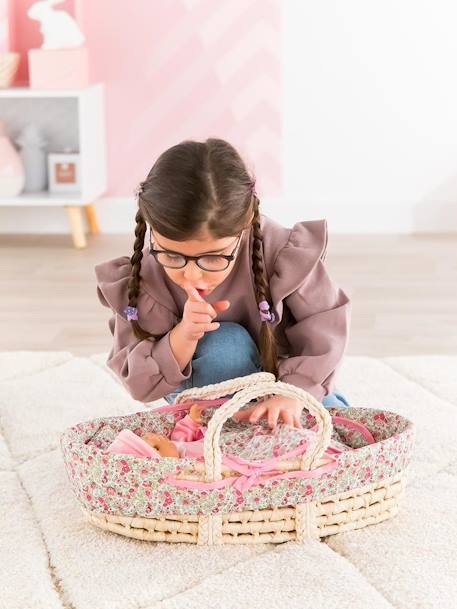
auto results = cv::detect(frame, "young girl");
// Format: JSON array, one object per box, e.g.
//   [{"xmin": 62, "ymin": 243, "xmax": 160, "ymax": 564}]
[{"xmin": 95, "ymin": 138, "xmax": 351, "ymax": 430}]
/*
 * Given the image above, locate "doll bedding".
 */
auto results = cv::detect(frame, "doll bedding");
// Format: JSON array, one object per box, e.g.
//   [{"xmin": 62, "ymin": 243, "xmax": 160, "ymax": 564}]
[{"xmin": 85, "ymin": 406, "xmax": 374, "ymax": 463}]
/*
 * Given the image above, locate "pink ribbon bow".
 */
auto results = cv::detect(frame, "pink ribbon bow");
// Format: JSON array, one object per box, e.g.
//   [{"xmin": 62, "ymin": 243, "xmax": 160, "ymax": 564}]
[
  {"xmin": 222, "ymin": 454, "xmax": 286, "ymax": 493},
  {"xmin": 220, "ymin": 438, "xmax": 328, "ymax": 494},
  {"xmin": 164, "ymin": 437, "xmax": 340, "ymax": 492}
]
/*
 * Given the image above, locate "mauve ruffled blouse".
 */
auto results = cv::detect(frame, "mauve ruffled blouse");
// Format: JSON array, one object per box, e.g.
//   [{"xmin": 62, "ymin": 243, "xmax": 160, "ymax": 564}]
[{"xmin": 94, "ymin": 213, "xmax": 351, "ymax": 403}]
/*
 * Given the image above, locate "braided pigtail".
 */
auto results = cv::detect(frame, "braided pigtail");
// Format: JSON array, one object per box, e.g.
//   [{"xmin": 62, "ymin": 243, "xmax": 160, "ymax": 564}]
[
  {"xmin": 251, "ymin": 192, "xmax": 279, "ymax": 378},
  {"xmin": 126, "ymin": 208, "xmax": 154, "ymax": 341}
]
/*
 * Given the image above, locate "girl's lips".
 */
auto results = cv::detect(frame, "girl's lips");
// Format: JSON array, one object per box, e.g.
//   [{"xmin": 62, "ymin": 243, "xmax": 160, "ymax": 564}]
[{"xmin": 181, "ymin": 285, "xmax": 211, "ymax": 292}]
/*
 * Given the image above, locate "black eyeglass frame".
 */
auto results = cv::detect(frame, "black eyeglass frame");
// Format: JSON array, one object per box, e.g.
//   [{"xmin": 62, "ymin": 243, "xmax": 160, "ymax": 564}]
[{"xmin": 149, "ymin": 230, "xmax": 244, "ymax": 272}]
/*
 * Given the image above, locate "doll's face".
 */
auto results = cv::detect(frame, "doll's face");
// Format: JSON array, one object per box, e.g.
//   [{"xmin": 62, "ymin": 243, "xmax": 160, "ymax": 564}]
[{"xmin": 142, "ymin": 433, "xmax": 179, "ymax": 457}]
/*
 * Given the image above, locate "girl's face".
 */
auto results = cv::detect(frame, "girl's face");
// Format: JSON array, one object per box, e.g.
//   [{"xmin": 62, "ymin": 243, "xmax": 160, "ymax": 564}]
[{"xmin": 150, "ymin": 225, "xmax": 250, "ymax": 297}]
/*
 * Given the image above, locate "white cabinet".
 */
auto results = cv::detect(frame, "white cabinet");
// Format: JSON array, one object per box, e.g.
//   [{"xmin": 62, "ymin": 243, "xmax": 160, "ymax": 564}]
[{"xmin": 0, "ymin": 83, "xmax": 107, "ymax": 248}]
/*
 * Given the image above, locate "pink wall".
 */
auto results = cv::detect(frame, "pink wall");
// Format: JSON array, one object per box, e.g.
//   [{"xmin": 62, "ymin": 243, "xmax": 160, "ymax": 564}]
[
  {"xmin": 0, "ymin": 0, "xmax": 10, "ymax": 52},
  {"xmin": 6, "ymin": 0, "xmax": 281, "ymax": 198}
]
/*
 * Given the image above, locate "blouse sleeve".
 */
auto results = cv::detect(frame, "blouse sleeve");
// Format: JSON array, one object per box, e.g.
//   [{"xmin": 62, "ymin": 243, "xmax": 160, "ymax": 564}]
[
  {"xmin": 94, "ymin": 257, "xmax": 192, "ymax": 403},
  {"xmin": 269, "ymin": 219, "xmax": 351, "ymax": 402}
]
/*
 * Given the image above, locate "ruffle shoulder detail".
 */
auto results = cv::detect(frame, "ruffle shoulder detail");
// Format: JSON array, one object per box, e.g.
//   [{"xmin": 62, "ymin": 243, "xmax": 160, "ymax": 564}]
[
  {"xmin": 94, "ymin": 255, "xmax": 132, "ymax": 316},
  {"xmin": 267, "ymin": 218, "xmax": 328, "ymax": 322},
  {"xmin": 94, "ymin": 255, "xmax": 177, "ymax": 334}
]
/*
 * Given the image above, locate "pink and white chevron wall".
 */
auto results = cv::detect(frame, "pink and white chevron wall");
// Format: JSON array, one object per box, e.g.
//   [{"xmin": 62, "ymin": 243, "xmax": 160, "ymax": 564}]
[
  {"xmin": 5, "ymin": 0, "xmax": 281, "ymax": 199},
  {"xmin": 3, "ymin": 1, "xmax": 457, "ymax": 234}
]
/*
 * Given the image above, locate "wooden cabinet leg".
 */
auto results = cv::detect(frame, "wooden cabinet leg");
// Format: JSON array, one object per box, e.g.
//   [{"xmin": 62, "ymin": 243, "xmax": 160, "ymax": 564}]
[
  {"xmin": 65, "ymin": 206, "xmax": 87, "ymax": 249},
  {"xmin": 85, "ymin": 203, "xmax": 100, "ymax": 235}
]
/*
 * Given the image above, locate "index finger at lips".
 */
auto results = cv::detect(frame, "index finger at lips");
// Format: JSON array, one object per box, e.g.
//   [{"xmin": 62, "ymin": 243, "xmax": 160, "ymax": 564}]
[
  {"xmin": 184, "ymin": 286, "xmax": 217, "ymax": 317},
  {"xmin": 183, "ymin": 283, "xmax": 205, "ymax": 302}
]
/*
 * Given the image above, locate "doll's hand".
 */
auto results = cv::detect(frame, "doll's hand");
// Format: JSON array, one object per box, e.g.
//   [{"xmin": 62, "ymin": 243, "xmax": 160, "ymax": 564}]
[
  {"xmin": 142, "ymin": 432, "xmax": 179, "ymax": 457},
  {"xmin": 232, "ymin": 395, "xmax": 304, "ymax": 430},
  {"xmin": 189, "ymin": 403, "xmax": 205, "ymax": 423}
]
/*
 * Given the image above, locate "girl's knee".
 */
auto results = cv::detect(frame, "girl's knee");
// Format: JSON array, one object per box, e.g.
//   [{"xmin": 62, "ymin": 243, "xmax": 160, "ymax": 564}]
[
  {"xmin": 194, "ymin": 321, "xmax": 262, "ymax": 377},
  {"xmin": 196, "ymin": 321, "xmax": 257, "ymax": 349}
]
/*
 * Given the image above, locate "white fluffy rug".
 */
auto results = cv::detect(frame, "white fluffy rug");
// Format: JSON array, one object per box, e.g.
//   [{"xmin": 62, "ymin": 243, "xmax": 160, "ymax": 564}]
[{"xmin": 1, "ymin": 352, "xmax": 456, "ymax": 609}]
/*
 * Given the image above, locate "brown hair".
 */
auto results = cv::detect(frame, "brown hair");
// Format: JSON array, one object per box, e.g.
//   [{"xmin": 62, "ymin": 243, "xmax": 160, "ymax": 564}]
[{"xmin": 127, "ymin": 137, "xmax": 279, "ymax": 378}]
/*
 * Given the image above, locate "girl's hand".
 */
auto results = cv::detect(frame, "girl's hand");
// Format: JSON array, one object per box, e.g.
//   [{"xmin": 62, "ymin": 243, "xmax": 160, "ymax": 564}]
[
  {"xmin": 181, "ymin": 283, "xmax": 230, "ymax": 341},
  {"xmin": 232, "ymin": 395, "xmax": 304, "ymax": 429}
]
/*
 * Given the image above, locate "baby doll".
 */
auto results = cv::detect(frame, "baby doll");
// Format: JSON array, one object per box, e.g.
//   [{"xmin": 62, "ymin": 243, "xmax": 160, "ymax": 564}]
[
  {"xmin": 107, "ymin": 404, "xmax": 207, "ymax": 459},
  {"xmin": 142, "ymin": 403, "xmax": 206, "ymax": 458}
]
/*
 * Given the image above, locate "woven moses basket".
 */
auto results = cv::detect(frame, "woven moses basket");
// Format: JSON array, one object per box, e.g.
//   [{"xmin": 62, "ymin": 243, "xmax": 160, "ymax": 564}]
[{"xmin": 60, "ymin": 372, "xmax": 415, "ymax": 545}]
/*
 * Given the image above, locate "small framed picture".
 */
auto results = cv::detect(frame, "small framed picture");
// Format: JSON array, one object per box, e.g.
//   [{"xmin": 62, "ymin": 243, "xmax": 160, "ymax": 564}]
[{"xmin": 48, "ymin": 152, "xmax": 81, "ymax": 193}]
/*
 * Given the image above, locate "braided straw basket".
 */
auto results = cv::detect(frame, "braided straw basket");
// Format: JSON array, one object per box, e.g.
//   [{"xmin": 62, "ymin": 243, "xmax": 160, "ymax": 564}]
[{"xmin": 61, "ymin": 372, "xmax": 414, "ymax": 545}]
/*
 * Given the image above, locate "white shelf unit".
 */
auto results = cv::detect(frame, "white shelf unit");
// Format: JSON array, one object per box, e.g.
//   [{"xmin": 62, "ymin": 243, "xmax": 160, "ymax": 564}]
[{"xmin": 0, "ymin": 83, "xmax": 107, "ymax": 248}]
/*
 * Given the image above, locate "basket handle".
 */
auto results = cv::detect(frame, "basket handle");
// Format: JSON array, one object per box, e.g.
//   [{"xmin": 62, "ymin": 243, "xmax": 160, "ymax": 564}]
[
  {"xmin": 173, "ymin": 371, "xmax": 275, "ymax": 404},
  {"xmin": 173, "ymin": 371, "xmax": 332, "ymax": 483}
]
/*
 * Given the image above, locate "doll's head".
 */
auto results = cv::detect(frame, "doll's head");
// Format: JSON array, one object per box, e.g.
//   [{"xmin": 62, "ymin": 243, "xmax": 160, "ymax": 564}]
[
  {"xmin": 141, "ymin": 404, "xmax": 205, "ymax": 458},
  {"xmin": 123, "ymin": 138, "xmax": 279, "ymax": 378}
]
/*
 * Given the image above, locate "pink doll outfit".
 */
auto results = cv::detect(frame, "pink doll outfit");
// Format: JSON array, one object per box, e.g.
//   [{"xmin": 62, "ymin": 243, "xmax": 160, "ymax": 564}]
[
  {"xmin": 107, "ymin": 413, "xmax": 207, "ymax": 459},
  {"xmin": 95, "ymin": 214, "xmax": 351, "ymax": 404},
  {"xmin": 169, "ymin": 414, "xmax": 206, "ymax": 457}
]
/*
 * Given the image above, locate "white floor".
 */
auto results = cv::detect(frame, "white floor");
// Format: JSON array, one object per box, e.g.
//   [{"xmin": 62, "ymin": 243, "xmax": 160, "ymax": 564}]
[{"xmin": 1, "ymin": 352, "xmax": 456, "ymax": 609}]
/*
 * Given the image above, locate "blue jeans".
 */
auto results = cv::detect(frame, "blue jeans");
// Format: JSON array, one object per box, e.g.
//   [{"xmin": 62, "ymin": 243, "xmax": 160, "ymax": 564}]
[{"xmin": 163, "ymin": 321, "xmax": 350, "ymax": 409}]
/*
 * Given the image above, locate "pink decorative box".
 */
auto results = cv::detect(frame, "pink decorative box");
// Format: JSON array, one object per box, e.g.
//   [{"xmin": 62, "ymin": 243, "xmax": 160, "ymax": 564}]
[{"xmin": 28, "ymin": 47, "xmax": 89, "ymax": 89}]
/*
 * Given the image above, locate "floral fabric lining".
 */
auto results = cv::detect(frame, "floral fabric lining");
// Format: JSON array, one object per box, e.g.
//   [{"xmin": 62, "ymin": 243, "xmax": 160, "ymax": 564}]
[{"xmin": 60, "ymin": 406, "xmax": 415, "ymax": 518}]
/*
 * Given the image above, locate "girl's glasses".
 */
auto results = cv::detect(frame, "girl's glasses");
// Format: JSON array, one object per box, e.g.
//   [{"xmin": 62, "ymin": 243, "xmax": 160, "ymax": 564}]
[{"xmin": 149, "ymin": 230, "xmax": 244, "ymax": 272}]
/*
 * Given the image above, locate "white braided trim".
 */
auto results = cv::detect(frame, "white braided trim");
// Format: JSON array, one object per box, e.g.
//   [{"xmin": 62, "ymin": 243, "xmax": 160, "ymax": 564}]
[
  {"xmin": 295, "ymin": 502, "xmax": 319, "ymax": 542},
  {"xmin": 197, "ymin": 514, "xmax": 223, "ymax": 545},
  {"xmin": 173, "ymin": 371, "xmax": 275, "ymax": 404}
]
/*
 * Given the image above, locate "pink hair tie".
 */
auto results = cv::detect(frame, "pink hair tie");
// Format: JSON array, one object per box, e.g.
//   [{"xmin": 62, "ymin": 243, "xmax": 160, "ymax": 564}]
[
  {"xmin": 258, "ymin": 300, "xmax": 275, "ymax": 323},
  {"xmin": 123, "ymin": 306, "xmax": 138, "ymax": 321}
]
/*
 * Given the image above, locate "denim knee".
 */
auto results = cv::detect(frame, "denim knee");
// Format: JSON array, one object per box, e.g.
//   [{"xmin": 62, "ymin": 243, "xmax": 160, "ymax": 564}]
[
  {"xmin": 192, "ymin": 321, "xmax": 262, "ymax": 384},
  {"xmin": 163, "ymin": 322, "xmax": 262, "ymax": 403},
  {"xmin": 322, "ymin": 389, "xmax": 351, "ymax": 409}
]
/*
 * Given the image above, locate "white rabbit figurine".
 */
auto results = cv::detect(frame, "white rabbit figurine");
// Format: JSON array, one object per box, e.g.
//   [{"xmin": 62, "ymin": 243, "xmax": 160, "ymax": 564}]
[{"xmin": 27, "ymin": 0, "xmax": 85, "ymax": 50}]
